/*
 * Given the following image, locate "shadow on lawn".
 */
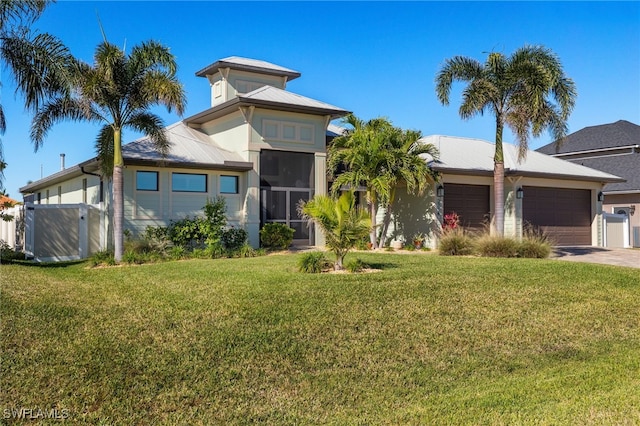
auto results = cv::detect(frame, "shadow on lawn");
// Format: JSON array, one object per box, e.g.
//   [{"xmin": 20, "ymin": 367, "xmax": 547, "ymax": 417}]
[{"xmin": 2, "ymin": 259, "xmax": 86, "ymax": 268}]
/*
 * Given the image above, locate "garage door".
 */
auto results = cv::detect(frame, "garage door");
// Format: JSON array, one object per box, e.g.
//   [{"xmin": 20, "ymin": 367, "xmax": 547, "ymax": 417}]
[
  {"xmin": 443, "ymin": 184, "xmax": 490, "ymax": 231},
  {"xmin": 523, "ymin": 187, "xmax": 591, "ymax": 246}
]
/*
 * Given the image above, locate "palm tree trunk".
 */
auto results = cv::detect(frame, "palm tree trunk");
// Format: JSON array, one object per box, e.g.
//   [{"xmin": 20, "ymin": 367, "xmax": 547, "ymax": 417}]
[
  {"xmin": 369, "ymin": 191, "xmax": 378, "ymax": 249},
  {"xmin": 494, "ymin": 118, "xmax": 505, "ymax": 236},
  {"xmin": 112, "ymin": 128, "xmax": 124, "ymax": 262},
  {"xmin": 379, "ymin": 187, "xmax": 396, "ymax": 248}
]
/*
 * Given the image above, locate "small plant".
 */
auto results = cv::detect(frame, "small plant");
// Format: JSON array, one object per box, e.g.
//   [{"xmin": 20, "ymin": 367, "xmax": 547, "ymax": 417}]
[
  {"xmin": 443, "ymin": 212, "xmax": 460, "ymax": 233},
  {"xmin": 345, "ymin": 258, "xmax": 369, "ymax": 273},
  {"xmin": 260, "ymin": 223, "xmax": 295, "ymax": 250},
  {"xmin": 475, "ymin": 234, "xmax": 518, "ymax": 258},
  {"xmin": 0, "ymin": 240, "xmax": 25, "ymax": 261},
  {"xmin": 518, "ymin": 224, "xmax": 553, "ymax": 258},
  {"xmin": 89, "ymin": 250, "xmax": 115, "ymax": 267},
  {"xmin": 221, "ymin": 227, "xmax": 248, "ymax": 252},
  {"xmin": 169, "ymin": 245, "xmax": 186, "ymax": 260},
  {"xmin": 237, "ymin": 243, "xmax": 257, "ymax": 258},
  {"xmin": 438, "ymin": 227, "xmax": 474, "ymax": 256},
  {"xmin": 205, "ymin": 241, "xmax": 225, "ymax": 259},
  {"xmin": 298, "ymin": 251, "xmax": 332, "ymax": 273},
  {"xmin": 412, "ymin": 233, "xmax": 425, "ymax": 249}
]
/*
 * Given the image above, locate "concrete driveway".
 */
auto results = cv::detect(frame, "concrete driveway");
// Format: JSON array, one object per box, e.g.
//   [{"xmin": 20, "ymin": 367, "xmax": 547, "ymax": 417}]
[{"xmin": 552, "ymin": 247, "xmax": 640, "ymax": 269}]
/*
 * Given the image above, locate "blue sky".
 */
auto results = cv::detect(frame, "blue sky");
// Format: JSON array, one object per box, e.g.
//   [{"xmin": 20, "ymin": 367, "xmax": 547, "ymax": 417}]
[{"xmin": 2, "ymin": 1, "xmax": 639, "ymax": 198}]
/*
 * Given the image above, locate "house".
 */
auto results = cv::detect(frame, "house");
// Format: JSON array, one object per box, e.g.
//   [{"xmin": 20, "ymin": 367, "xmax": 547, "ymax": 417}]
[
  {"xmin": 19, "ymin": 57, "xmax": 349, "ymax": 259},
  {"xmin": 383, "ymin": 135, "xmax": 624, "ymax": 248},
  {"xmin": 17, "ymin": 57, "xmax": 626, "ymax": 260},
  {"xmin": 537, "ymin": 120, "xmax": 640, "ymax": 247}
]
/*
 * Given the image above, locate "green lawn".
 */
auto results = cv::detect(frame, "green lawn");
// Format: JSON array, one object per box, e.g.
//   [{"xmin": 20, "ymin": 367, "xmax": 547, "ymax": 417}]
[{"xmin": 1, "ymin": 253, "xmax": 639, "ymax": 424}]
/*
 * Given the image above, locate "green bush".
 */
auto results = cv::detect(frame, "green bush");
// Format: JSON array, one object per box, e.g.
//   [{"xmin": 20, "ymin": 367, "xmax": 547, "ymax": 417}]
[
  {"xmin": 298, "ymin": 251, "xmax": 332, "ymax": 273},
  {"xmin": 221, "ymin": 227, "xmax": 248, "ymax": 252},
  {"xmin": 438, "ymin": 228, "xmax": 475, "ymax": 256},
  {"xmin": 475, "ymin": 234, "xmax": 519, "ymax": 258},
  {"xmin": 89, "ymin": 250, "xmax": 115, "ymax": 267},
  {"xmin": 0, "ymin": 240, "xmax": 26, "ymax": 261},
  {"xmin": 260, "ymin": 223, "xmax": 295, "ymax": 250},
  {"xmin": 345, "ymin": 258, "xmax": 369, "ymax": 273},
  {"xmin": 204, "ymin": 241, "xmax": 225, "ymax": 259}
]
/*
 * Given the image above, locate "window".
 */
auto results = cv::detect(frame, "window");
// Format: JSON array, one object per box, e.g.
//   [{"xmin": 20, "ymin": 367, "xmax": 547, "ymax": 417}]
[
  {"xmin": 172, "ymin": 173, "xmax": 207, "ymax": 193},
  {"xmin": 82, "ymin": 178, "xmax": 87, "ymax": 203},
  {"xmin": 262, "ymin": 120, "xmax": 315, "ymax": 144},
  {"xmin": 220, "ymin": 175, "xmax": 239, "ymax": 194},
  {"xmin": 46, "ymin": 189, "xmax": 50, "ymax": 204},
  {"xmin": 37, "ymin": 192, "xmax": 42, "ymax": 204},
  {"xmin": 136, "ymin": 171, "xmax": 158, "ymax": 191},
  {"xmin": 57, "ymin": 186, "xmax": 62, "ymax": 204}
]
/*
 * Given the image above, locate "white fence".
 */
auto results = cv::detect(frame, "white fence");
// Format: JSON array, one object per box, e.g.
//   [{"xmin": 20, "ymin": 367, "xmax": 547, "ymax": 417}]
[{"xmin": 1, "ymin": 205, "xmax": 24, "ymax": 250}]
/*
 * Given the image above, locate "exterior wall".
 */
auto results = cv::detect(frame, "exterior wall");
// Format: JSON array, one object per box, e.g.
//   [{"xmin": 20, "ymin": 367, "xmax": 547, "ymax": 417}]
[
  {"xmin": 603, "ymin": 193, "xmax": 640, "ymax": 247},
  {"xmin": 249, "ymin": 109, "xmax": 328, "ymax": 154},
  {"xmin": 209, "ymin": 69, "xmax": 286, "ymax": 107},
  {"xmin": 201, "ymin": 111, "xmax": 249, "ymax": 158},
  {"xmin": 32, "ymin": 174, "xmax": 101, "ymax": 205},
  {"xmin": 123, "ymin": 166, "xmax": 247, "ymax": 238}
]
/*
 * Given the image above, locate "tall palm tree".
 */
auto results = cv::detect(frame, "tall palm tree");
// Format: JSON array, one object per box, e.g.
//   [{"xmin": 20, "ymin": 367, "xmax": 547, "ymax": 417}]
[
  {"xmin": 299, "ymin": 192, "xmax": 371, "ymax": 270},
  {"xmin": 435, "ymin": 45, "xmax": 576, "ymax": 235},
  {"xmin": 328, "ymin": 114, "xmax": 438, "ymax": 248},
  {"xmin": 0, "ymin": 0, "xmax": 73, "ymax": 189},
  {"xmin": 31, "ymin": 39, "xmax": 186, "ymax": 262}
]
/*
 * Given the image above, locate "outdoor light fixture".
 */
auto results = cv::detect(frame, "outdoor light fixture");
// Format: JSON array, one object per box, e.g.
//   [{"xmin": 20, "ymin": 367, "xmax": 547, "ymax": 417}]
[
  {"xmin": 436, "ymin": 185, "xmax": 444, "ymax": 198},
  {"xmin": 516, "ymin": 187, "xmax": 524, "ymax": 199},
  {"xmin": 630, "ymin": 205, "xmax": 636, "ymax": 216},
  {"xmin": 598, "ymin": 191, "xmax": 605, "ymax": 202}
]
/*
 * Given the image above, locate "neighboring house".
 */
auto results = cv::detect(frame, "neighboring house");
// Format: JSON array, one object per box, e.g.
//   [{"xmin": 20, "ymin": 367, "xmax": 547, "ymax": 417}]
[
  {"xmin": 537, "ymin": 120, "xmax": 640, "ymax": 247},
  {"xmin": 20, "ymin": 57, "xmax": 349, "ymax": 257},
  {"xmin": 383, "ymin": 135, "xmax": 624, "ymax": 248},
  {"xmin": 17, "ymin": 57, "xmax": 626, "ymax": 259}
]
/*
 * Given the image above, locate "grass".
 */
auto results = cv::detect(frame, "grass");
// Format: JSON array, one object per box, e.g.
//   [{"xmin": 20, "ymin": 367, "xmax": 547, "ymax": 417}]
[{"xmin": 2, "ymin": 253, "xmax": 640, "ymax": 424}]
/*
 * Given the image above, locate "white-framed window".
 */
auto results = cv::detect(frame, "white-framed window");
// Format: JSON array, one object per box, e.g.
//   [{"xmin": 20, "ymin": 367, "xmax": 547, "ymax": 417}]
[
  {"xmin": 236, "ymin": 80, "xmax": 264, "ymax": 94},
  {"xmin": 262, "ymin": 120, "xmax": 315, "ymax": 144},
  {"xmin": 220, "ymin": 175, "xmax": 239, "ymax": 194},
  {"xmin": 136, "ymin": 171, "xmax": 159, "ymax": 191},
  {"xmin": 172, "ymin": 173, "xmax": 207, "ymax": 193}
]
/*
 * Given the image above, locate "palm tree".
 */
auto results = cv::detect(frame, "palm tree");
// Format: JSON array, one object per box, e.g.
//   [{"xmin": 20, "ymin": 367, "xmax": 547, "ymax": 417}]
[
  {"xmin": 0, "ymin": 0, "xmax": 73, "ymax": 189},
  {"xmin": 299, "ymin": 192, "xmax": 371, "ymax": 270},
  {"xmin": 435, "ymin": 45, "xmax": 576, "ymax": 235},
  {"xmin": 31, "ymin": 39, "xmax": 186, "ymax": 262},
  {"xmin": 328, "ymin": 114, "xmax": 438, "ymax": 248}
]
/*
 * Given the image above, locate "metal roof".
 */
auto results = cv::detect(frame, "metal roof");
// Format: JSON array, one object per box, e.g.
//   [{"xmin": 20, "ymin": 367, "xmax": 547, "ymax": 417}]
[
  {"xmin": 195, "ymin": 56, "xmax": 301, "ymax": 81},
  {"xmin": 422, "ymin": 135, "xmax": 625, "ymax": 183},
  {"xmin": 186, "ymin": 86, "xmax": 349, "ymax": 124},
  {"xmin": 123, "ymin": 122, "xmax": 252, "ymax": 170}
]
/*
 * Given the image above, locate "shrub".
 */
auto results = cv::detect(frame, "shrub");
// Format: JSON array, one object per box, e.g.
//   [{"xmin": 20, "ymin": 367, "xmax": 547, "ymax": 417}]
[
  {"xmin": 298, "ymin": 251, "xmax": 332, "ymax": 273},
  {"xmin": 260, "ymin": 223, "xmax": 295, "ymax": 250},
  {"xmin": 0, "ymin": 240, "xmax": 26, "ymax": 261},
  {"xmin": 475, "ymin": 234, "xmax": 519, "ymax": 258},
  {"xmin": 345, "ymin": 258, "xmax": 369, "ymax": 273},
  {"xmin": 236, "ymin": 243, "xmax": 257, "ymax": 258},
  {"xmin": 169, "ymin": 245, "xmax": 186, "ymax": 260},
  {"xmin": 438, "ymin": 228, "xmax": 474, "ymax": 256},
  {"xmin": 204, "ymin": 241, "xmax": 225, "ymax": 259},
  {"xmin": 89, "ymin": 250, "xmax": 115, "ymax": 267},
  {"xmin": 221, "ymin": 227, "xmax": 248, "ymax": 252},
  {"xmin": 518, "ymin": 225, "xmax": 553, "ymax": 258}
]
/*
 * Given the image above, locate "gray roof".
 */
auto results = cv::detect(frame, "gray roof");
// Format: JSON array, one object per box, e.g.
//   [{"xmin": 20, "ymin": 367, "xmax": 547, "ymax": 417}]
[
  {"xmin": 195, "ymin": 56, "xmax": 301, "ymax": 81},
  {"xmin": 422, "ymin": 135, "xmax": 624, "ymax": 183},
  {"xmin": 565, "ymin": 155, "xmax": 640, "ymax": 193},
  {"xmin": 186, "ymin": 85, "xmax": 349, "ymax": 124},
  {"xmin": 537, "ymin": 120, "xmax": 640, "ymax": 154},
  {"xmin": 123, "ymin": 122, "xmax": 252, "ymax": 170}
]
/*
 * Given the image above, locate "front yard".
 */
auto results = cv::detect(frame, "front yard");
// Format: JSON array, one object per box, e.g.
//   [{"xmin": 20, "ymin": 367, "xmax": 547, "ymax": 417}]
[{"xmin": 1, "ymin": 253, "xmax": 639, "ymax": 424}]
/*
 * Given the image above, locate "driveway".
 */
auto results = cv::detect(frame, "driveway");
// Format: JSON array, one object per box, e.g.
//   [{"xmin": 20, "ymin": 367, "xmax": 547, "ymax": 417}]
[{"xmin": 552, "ymin": 247, "xmax": 640, "ymax": 269}]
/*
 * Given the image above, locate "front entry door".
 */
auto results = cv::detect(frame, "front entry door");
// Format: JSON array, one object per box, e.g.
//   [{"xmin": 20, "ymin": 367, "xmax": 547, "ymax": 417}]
[{"xmin": 262, "ymin": 187, "xmax": 314, "ymax": 245}]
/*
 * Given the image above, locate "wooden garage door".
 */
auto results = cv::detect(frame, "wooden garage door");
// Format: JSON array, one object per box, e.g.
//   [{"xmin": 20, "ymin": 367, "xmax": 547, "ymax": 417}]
[
  {"xmin": 523, "ymin": 187, "xmax": 591, "ymax": 246},
  {"xmin": 443, "ymin": 184, "xmax": 490, "ymax": 231}
]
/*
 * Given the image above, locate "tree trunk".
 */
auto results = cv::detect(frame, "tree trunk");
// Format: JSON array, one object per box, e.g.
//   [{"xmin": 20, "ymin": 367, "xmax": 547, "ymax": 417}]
[
  {"xmin": 494, "ymin": 118, "xmax": 505, "ymax": 236},
  {"xmin": 379, "ymin": 187, "xmax": 396, "ymax": 248},
  {"xmin": 369, "ymin": 191, "xmax": 378, "ymax": 249},
  {"xmin": 112, "ymin": 128, "xmax": 124, "ymax": 262}
]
